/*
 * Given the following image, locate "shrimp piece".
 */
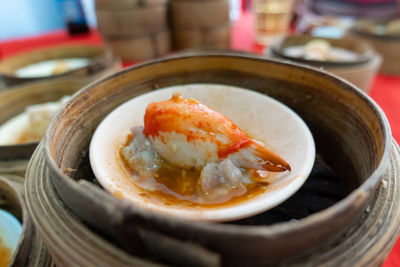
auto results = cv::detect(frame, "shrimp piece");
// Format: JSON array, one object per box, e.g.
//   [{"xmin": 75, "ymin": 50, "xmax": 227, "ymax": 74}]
[{"xmin": 143, "ymin": 93, "xmax": 290, "ymax": 172}]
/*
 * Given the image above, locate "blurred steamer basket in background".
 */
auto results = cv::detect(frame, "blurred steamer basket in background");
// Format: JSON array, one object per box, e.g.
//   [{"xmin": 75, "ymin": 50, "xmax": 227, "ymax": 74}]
[
  {"xmin": 0, "ymin": 79, "xmax": 88, "ymax": 176},
  {"xmin": 95, "ymin": 0, "xmax": 171, "ymax": 61},
  {"xmin": 349, "ymin": 20, "xmax": 400, "ymax": 75},
  {"xmin": 171, "ymin": 0, "xmax": 231, "ymax": 49},
  {"xmin": 268, "ymin": 35, "xmax": 381, "ymax": 93},
  {"xmin": 254, "ymin": 0, "xmax": 296, "ymax": 45},
  {"xmin": 0, "ymin": 45, "xmax": 120, "ymax": 87}
]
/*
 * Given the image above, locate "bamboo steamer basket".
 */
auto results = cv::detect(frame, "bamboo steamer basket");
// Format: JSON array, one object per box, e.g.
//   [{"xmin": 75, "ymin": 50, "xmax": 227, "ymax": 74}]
[
  {"xmin": 26, "ymin": 141, "xmax": 400, "ymax": 266},
  {"xmin": 349, "ymin": 24, "xmax": 400, "ymax": 75},
  {"xmin": 95, "ymin": 0, "xmax": 171, "ymax": 61},
  {"xmin": 0, "ymin": 174, "xmax": 53, "ymax": 266},
  {"xmin": 171, "ymin": 0, "xmax": 231, "ymax": 49},
  {"xmin": 269, "ymin": 35, "xmax": 381, "ymax": 93},
  {"xmin": 104, "ymin": 30, "xmax": 172, "ymax": 62},
  {"xmin": 24, "ymin": 53, "xmax": 399, "ymax": 265},
  {"xmin": 0, "ymin": 79, "xmax": 89, "ymax": 176},
  {"xmin": 0, "ymin": 45, "xmax": 120, "ymax": 87}
]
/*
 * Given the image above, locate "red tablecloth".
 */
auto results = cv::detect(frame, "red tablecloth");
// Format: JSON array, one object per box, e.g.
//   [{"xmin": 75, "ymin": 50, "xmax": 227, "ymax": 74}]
[{"xmin": 0, "ymin": 11, "xmax": 399, "ymax": 266}]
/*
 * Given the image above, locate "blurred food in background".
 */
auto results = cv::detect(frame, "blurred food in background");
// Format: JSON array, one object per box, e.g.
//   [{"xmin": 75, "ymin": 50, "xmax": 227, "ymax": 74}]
[{"xmin": 283, "ymin": 39, "xmax": 361, "ymax": 61}]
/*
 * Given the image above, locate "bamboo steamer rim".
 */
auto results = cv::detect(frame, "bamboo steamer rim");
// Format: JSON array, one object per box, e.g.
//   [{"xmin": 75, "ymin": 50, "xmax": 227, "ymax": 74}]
[
  {"xmin": 44, "ymin": 52, "xmax": 392, "ymax": 241},
  {"xmin": 0, "ymin": 174, "xmax": 53, "ymax": 266},
  {"xmin": 270, "ymin": 35, "xmax": 377, "ymax": 67},
  {"xmin": 27, "ymin": 141, "xmax": 400, "ymax": 265},
  {"xmin": 0, "ymin": 78, "xmax": 89, "ymax": 160},
  {"xmin": 0, "ymin": 44, "xmax": 114, "ymax": 78}
]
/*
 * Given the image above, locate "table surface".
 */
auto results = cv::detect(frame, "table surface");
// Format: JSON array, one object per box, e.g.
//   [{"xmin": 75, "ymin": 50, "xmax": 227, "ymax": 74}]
[{"xmin": 0, "ymin": 11, "xmax": 399, "ymax": 266}]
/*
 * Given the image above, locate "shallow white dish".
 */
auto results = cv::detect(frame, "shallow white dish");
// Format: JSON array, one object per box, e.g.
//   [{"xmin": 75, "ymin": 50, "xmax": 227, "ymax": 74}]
[
  {"xmin": 0, "ymin": 209, "xmax": 22, "ymax": 254},
  {"xmin": 90, "ymin": 84, "xmax": 315, "ymax": 222}
]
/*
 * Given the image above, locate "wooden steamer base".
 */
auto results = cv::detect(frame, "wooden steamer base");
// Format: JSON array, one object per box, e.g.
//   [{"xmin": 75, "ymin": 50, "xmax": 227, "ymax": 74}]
[
  {"xmin": 25, "ymin": 141, "xmax": 400, "ymax": 266},
  {"xmin": 0, "ymin": 175, "xmax": 53, "ymax": 266}
]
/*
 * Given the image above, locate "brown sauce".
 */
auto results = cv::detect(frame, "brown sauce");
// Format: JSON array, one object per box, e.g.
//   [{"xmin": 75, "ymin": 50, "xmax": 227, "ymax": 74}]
[
  {"xmin": 0, "ymin": 238, "xmax": 12, "ymax": 267},
  {"xmin": 7, "ymin": 127, "xmax": 41, "ymax": 145},
  {"xmin": 120, "ymin": 137, "xmax": 271, "ymax": 208},
  {"xmin": 13, "ymin": 129, "xmax": 40, "ymax": 144}
]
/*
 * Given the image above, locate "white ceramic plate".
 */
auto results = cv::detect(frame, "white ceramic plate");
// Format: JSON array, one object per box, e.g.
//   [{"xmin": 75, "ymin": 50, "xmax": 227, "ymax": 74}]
[
  {"xmin": 90, "ymin": 84, "xmax": 315, "ymax": 222},
  {"xmin": 0, "ymin": 209, "xmax": 22, "ymax": 254}
]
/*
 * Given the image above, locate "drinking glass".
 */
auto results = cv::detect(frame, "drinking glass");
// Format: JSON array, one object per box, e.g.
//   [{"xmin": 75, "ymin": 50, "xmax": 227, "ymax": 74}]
[{"xmin": 254, "ymin": 0, "xmax": 296, "ymax": 45}]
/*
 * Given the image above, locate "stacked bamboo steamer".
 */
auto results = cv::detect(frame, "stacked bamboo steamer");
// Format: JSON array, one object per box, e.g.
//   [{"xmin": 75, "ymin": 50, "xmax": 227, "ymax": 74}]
[
  {"xmin": 95, "ymin": 0, "xmax": 171, "ymax": 61},
  {"xmin": 171, "ymin": 0, "xmax": 231, "ymax": 49},
  {"xmin": 95, "ymin": 0, "xmax": 231, "ymax": 61}
]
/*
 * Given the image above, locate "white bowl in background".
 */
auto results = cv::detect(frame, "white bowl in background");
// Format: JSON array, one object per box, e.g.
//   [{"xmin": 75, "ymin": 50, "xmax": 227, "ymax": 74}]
[{"xmin": 0, "ymin": 209, "xmax": 22, "ymax": 255}]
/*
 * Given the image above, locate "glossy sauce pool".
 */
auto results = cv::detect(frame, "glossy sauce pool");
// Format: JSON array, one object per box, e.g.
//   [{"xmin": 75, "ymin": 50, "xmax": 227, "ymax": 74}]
[
  {"xmin": 119, "ymin": 136, "xmax": 276, "ymax": 208},
  {"xmin": 0, "ymin": 238, "xmax": 12, "ymax": 267},
  {"xmin": 14, "ymin": 129, "xmax": 39, "ymax": 145}
]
